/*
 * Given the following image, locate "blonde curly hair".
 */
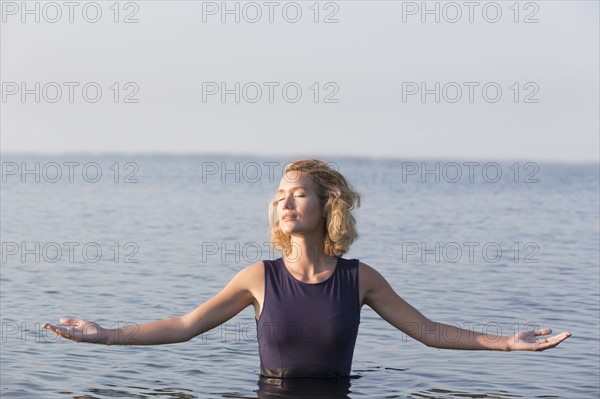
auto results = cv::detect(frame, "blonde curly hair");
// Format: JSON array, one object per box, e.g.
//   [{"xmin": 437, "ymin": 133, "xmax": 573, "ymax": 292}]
[{"xmin": 268, "ymin": 160, "xmax": 361, "ymax": 257}]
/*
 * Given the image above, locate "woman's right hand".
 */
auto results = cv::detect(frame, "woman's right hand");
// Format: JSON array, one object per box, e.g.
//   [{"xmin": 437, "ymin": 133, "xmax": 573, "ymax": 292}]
[{"xmin": 43, "ymin": 318, "xmax": 109, "ymax": 344}]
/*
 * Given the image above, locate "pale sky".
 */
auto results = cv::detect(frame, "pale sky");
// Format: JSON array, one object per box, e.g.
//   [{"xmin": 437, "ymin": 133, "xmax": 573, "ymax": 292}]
[{"xmin": 1, "ymin": 1, "xmax": 598, "ymax": 161}]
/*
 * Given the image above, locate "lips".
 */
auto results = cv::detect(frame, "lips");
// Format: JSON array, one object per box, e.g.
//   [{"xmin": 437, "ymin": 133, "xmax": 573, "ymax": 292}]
[{"xmin": 282, "ymin": 213, "xmax": 297, "ymax": 221}]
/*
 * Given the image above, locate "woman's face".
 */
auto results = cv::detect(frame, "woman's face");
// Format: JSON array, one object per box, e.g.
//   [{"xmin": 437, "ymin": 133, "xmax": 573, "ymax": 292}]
[{"xmin": 276, "ymin": 171, "xmax": 324, "ymax": 237}]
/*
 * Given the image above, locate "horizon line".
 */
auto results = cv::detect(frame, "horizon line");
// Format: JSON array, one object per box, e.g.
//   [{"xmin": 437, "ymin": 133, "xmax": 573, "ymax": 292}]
[{"xmin": 0, "ymin": 151, "xmax": 598, "ymax": 165}]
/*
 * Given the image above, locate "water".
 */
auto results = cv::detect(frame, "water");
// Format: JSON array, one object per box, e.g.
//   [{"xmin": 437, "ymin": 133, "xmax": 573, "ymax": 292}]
[{"xmin": 1, "ymin": 154, "xmax": 598, "ymax": 398}]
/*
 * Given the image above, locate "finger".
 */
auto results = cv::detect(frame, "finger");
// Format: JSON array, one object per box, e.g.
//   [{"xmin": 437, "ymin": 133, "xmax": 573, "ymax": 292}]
[
  {"xmin": 537, "ymin": 332, "xmax": 571, "ymax": 350},
  {"xmin": 43, "ymin": 322, "xmax": 79, "ymax": 340},
  {"xmin": 54, "ymin": 328, "xmax": 72, "ymax": 339},
  {"xmin": 44, "ymin": 323, "xmax": 66, "ymax": 335},
  {"xmin": 533, "ymin": 328, "xmax": 552, "ymax": 336},
  {"xmin": 59, "ymin": 318, "xmax": 81, "ymax": 326},
  {"xmin": 55, "ymin": 327, "xmax": 81, "ymax": 342},
  {"xmin": 45, "ymin": 324, "xmax": 70, "ymax": 338},
  {"xmin": 548, "ymin": 331, "xmax": 572, "ymax": 343},
  {"xmin": 42, "ymin": 321, "xmax": 84, "ymax": 344},
  {"xmin": 43, "ymin": 322, "xmax": 59, "ymax": 333}
]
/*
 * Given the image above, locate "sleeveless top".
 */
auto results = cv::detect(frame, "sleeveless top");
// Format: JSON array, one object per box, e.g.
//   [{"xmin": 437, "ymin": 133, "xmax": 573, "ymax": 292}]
[{"xmin": 256, "ymin": 257, "xmax": 361, "ymax": 378}]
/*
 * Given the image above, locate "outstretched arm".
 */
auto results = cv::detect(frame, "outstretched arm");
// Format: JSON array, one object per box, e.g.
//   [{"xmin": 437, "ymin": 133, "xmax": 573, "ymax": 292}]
[
  {"xmin": 43, "ymin": 262, "xmax": 264, "ymax": 345},
  {"xmin": 359, "ymin": 262, "xmax": 571, "ymax": 351}
]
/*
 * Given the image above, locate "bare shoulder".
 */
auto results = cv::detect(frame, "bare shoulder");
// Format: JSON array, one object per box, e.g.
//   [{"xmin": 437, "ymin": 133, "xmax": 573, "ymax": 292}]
[
  {"xmin": 239, "ymin": 261, "xmax": 265, "ymax": 275},
  {"xmin": 204, "ymin": 261, "xmax": 264, "ymax": 308},
  {"xmin": 232, "ymin": 261, "xmax": 265, "ymax": 317},
  {"xmin": 231, "ymin": 261, "xmax": 264, "ymax": 288},
  {"xmin": 358, "ymin": 261, "xmax": 429, "ymax": 333},
  {"xmin": 359, "ymin": 261, "xmax": 389, "ymax": 288},
  {"xmin": 358, "ymin": 261, "xmax": 393, "ymax": 305},
  {"xmin": 358, "ymin": 261, "xmax": 378, "ymax": 275}
]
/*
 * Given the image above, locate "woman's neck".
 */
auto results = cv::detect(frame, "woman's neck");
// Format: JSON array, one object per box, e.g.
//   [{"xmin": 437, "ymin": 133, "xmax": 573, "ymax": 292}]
[{"xmin": 284, "ymin": 235, "xmax": 337, "ymax": 276}]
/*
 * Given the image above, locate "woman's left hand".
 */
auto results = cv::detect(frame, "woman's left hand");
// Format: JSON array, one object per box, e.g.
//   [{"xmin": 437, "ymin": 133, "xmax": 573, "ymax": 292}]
[{"xmin": 508, "ymin": 328, "xmax": 572, "ymax": 351}]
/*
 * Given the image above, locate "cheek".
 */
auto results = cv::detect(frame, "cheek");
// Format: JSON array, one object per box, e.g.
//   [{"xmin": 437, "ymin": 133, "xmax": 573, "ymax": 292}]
[
  {"xmin": 274, "ymin": 202, "xmax": 285, "ymax": 221},
  {"xmin": 307, "ymin": 199, "xmax": 323, "ymax": 219}
]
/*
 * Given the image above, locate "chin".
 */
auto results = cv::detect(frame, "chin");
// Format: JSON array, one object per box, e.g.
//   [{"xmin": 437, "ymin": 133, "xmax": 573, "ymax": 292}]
[
  {"xmin": 280, "ymin": 224, "xmax": 305, "ymax": 235},
  {"xmin": 280, "ymin": 227, "xmax": 297, "ymax": 235}
]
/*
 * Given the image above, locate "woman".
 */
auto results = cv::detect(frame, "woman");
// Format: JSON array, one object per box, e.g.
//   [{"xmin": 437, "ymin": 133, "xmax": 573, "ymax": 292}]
[{"xmin": 43, "ymin": 159, "xmax": 571, "ymax": 379}]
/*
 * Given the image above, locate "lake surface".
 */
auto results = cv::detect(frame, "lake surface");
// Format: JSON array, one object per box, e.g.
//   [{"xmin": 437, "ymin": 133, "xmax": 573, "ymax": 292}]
[{"xmin": 1, "ymin": 154, "xmax": 598, "ymax": 398}]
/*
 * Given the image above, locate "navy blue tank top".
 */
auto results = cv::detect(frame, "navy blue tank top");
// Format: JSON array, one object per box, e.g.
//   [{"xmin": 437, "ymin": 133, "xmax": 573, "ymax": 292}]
[{"xmin": 256, "ymin": 257, "xmax": 361, "ymax": 378}]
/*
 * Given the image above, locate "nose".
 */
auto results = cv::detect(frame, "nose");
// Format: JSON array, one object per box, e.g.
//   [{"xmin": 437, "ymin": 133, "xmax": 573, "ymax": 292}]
[{"xmin": 281, "ymin": 195, "xmax": 294, "ymax": 210}]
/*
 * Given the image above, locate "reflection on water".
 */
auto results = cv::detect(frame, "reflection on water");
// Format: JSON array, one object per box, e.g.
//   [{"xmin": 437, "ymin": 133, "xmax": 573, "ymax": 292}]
[
  {"xmin": 71, "ymin": 378, "xmax": 354, "ymax": 399},
  {"xmin": 71, "ymin": 377, "xmax": 536, "ymax": 399},
  {"xmin": 255, "ymin": 376, "xmax": 354, "ymax": 399},
  {"xmin": 409, "ymin": 388, "xmax": 524, "ymax": 399},
  {"xmin": 74, "ymin": 386, "xmax": 198, "ymax": 398}
]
